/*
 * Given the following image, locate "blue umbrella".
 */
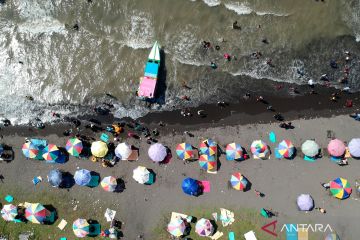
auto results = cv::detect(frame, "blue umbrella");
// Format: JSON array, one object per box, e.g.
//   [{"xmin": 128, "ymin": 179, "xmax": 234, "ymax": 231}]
[
  {"xmin": 0, "ymin": 144, "xmax": 4, "ymax": 155},
  {"xmin": 182, "ymin": 178, "xmax": 201, "ymax": 196},
  {"xmin": 47, "ymin": 169, "xmax": 63, "ymax": 187},
  {"xmin": 74, "ymin": 169, "xmax": 91, "ymax": 186}
]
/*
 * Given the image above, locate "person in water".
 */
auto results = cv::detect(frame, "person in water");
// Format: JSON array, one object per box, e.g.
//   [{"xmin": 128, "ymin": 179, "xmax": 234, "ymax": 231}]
[
  {"xmin": 210, "ymin": 62, "xmax": 217, "ymax": 69},
  {"xmin": 232, "ymin": 21, "xmax": 241, "ymax": 30}
]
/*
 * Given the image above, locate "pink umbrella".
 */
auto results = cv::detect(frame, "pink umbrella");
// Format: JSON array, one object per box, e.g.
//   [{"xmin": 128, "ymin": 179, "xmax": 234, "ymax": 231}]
[{"xmin": 327, "ymin": 139, "xmax": 346, "ymax": 157}]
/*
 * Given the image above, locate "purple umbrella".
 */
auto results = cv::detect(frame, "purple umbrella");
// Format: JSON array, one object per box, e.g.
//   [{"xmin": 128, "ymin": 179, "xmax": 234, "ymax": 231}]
[
  {"xmin": 148, "ymin": 143, "xmax": 167, "ymax": 162},
  {"xmin": 297, "ymin": 194, "xmax": 314, "ymax": 211},
  {"xmin": 348, "ymin": 138, "xmax": 360, "ymax": 158}
]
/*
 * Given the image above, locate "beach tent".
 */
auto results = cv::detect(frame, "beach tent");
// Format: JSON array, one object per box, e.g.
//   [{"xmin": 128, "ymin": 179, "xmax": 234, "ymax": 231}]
[
  {"xmin": 250, "ymin": 140, "xmax": 268, "ymax": 158},
  {"xmin": 91, "ymin": 141, "xmax": 108, "ymax": 158},
  {"xmin": 182, "ymin": 177, "xmax": 201, "ymax": 196},
  {"xmin": 301, "ymin": 140, "xmax": 319, "ymax": 157},
  {"xmin": 167, "ymin": 217, "xmax": 186, "ymax": 237},
  {"xmin": 195, "ymin": 218, "xmax": 214, "ymax": 237},
  {"xmin": 25, "ymin": 203, "xmax": 49, "ymax": 224},
  {"xmin": 330, "ymin": 177, "xmax": 352, "ymax": 200},
  {"xmin": 73, "ymin": 218, "xmax": 90, "ymax": 238},
  {"xmin": 226, "ymin": 143, "xmax": 243, "ymax": 160},
  {"xmin": 42, "ymin": 144, "xmax": 61, "ymax": 163},
  {"xmin": 74, "ymin": 169, "xmax": 91, "ymax": 186},
  {"xmin": 199, "ymin": 139, "xmax": 217, "ymax": 156},
  {"xmin": 348, "ymin": 138, "xmax": 360, "ymax": 158},
  {"xmin": 66, "ymin": 138, "xmax": 83, "ymax": 157},
  {"xmin": 297, "ymin": 194, "xmax": 314, "ymax": 211},
  {"xmin": 230, "ymin": 172, "xmax": 248, "ymax": 191},
  {"xmin": 1, "ymin": 204, "xmax": 18, "ymax": 221},
  {"xmin": 132, "ymin": 166, "xmax": 151, "ymax": 184},
  {"xmin": 115, "ymin": 142, "xmax": 132, "ymax": 159},
  {"xmin": 277, "ymin": 140, "xmax": 295, "ymax": 159},
  {"xmin": 22, "ymin": 142, "xmax": 39, "ymax": 159},
  {"xmin": 176, "ymin": 143, "xmax": 194, "ymax": 160},
  {"xmin": 327, "ymin": 139, "xmax": 346, "ymax": 157},
  {"xmin": 199, "ymin": 154, "xmax": 216, "ymax": 171},
  {"xmin": 101, "ymin": 176, "xmax": 117, "ymax": 192},
  {"xmin": 325, "ymin": 233, "xmax": 340, "ymax": 240},
  {"xmin": 148, "ymin": 143, "xmax": 167, "ymax": 162},
  {"xmin": 47, "ymin": 169, "xmax": 63, "ymax": 187}
]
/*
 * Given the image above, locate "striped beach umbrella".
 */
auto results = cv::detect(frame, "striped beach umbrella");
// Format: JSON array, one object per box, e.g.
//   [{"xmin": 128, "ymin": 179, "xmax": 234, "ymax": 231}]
[
  {"xmin": 195, "ymin": 218, "xmax": 214, "ymax": 237},
  {"xmin": 230, "ymin": 172, "xmax": 248, "ymax": 191},
  {"xmin": 22, "ymin": 142, "xmax": 39, "ymax": 159},
  {"xmin": 176, "ymin": 143, "xmax": 194, "ymax": 160},
  {"xmin": 330, "ymin": 177, "xmax": 352, "ymax": 200},
  {"xmin": 42, "ymin": 144, "xmax": 61, "ymax": 162},
  {"xmin": 25, "ymin": 203, "xmax": 48, "ymax": 224},
  {"xmin": 66, "ymin": 138, "xmax": 83, "ymax": 157},
  {"xmin": 101, "ymin": 176, "xmax": 117, "ymax": 192},
  {"xmin": 91, "ymin": 141, "xmax": 108, "ymax": 158},
  {"xmin": 199, "ymin": 154, "xmax": 216, "ymax": 171},
  {"xmin": 199, "ymin": 139, "xmax": 217, "ymax": 156},
  {"xmin": 327, "ymin": 139, "xmax": 346, "ymax": 157},
  {"xmin": 325, "ymin": 233, "xmax": 340, "ymax": 240},
  {"xmin": 278, "ymin": 140, "xmax": 295, "ymax": 158},
  {"xmin": 73, "ymin": 218, "xmax": 90, "ymax": 238},
  {"xmin": 226, "ymin": 143, "xmax": 243, "ymax": 160},
  {"xmin": 167, "ymin": 217, "xmax": 186, "ymax": 237},
  {"xmin": 251, "ymin": 140, "xmax": 268, "ymax": 158},
  {"xmin": 1, "ymin": 204, "xmax": 18, "ymax": 221}
]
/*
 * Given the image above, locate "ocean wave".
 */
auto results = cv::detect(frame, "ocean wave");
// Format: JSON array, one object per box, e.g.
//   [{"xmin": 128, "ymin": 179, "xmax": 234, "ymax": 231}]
[
  {"xmin": 202, "ymin": 0, "xmax": 221, "ymax": 7},
  {"xmin": 224, "ymin": 2, "xmax": 289, "ymax": 16}
]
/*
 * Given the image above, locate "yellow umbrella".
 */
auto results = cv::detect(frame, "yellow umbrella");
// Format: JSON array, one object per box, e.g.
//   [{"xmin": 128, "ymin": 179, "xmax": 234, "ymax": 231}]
[{"xmin": 91, "ymin": 141, "xmax": 108, "ymax": 158}]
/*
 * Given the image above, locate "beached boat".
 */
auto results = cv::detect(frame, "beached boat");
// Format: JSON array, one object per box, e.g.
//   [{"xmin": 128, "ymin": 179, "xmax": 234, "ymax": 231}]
[{"xmin": 137, "ymin": 42, "xmax": 160, "ymax": 100}]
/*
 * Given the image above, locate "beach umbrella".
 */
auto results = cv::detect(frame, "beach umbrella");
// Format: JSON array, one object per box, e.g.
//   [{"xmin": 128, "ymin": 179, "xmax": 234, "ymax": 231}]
[
  {"xmin": 22, "ymin": 142, "xmax": 39, "ymax": 159},
  {"xmin": 1, "ymin": 204, "xmax": 18, "ymax": 221},
  {"xmin": 297, "ymin": 194, "xmax": 314, "ymax": 211},
  {"xmin": 199, "ymin": 139, "xmax": 217, "ymax": 156},
  {"xmin": 278, "ymin": 140, "xmax": 295, "ymax": 158},
  {"xmin": 301, "ymin": 140, "xmax": 319, "ymax": 157},
  {"xmin": 148, "ymin": 143, "xmax": 167, "ymax": 162},
  {"xmin": 47, "ymin": 169, "xmax": 63, "ymax": 187},
  {"xmin": 182, "ymin": 177, "xmax": 201, "ymax": 196},
  {"xmin": 91, "ymin": 141, "xmax": 108, "ymax": 158},
  {"xmin": 251, "ymin": 140, "xmax": 268, "ymax": 158},
  {"xmin": 195, "ymin": 218, "xmax": 214, "ymax": 237},
  {"xmin": 101, "ymin": 176, "xmax": 117, "ymax": 192},
  {"xmin": 199, "ymin": 154, "xmax": 216, "ymax": 171},
  {"xmin": 176, "ymin": 143, "xmax": 194, "ymax": 160},
  {"xmin": 42, "ymin": 144, "xmax": 61, "ymax": 162},
  {"xmin": 348, "ymin": 138, "xmax": 360, "ymax": 158},
  {"xmin": 73, "ymin": 218, "xmax": 90, "ymax": 238},
  {"xmin": 167, "ymin": 217, "xmax": 186, "ymax": 237},
  {"xmin": 132, "ymin": 166, "xmax": 150, "ymax": 184},
  {"xmin": 330, "ymin": 177, "xmax": 352, "ymax": 200},
  {"xmin": 230, "ymin": 172, "xmax": 248, "ymax": 191},
  {"xmin": 226, "ymin": 143, "xmax": 243, "ymax": 160},
  {"xmin": 65, "ymin": 138, "xmax": 83, "ymax": 157},
  {"xmin": 327, "ymin": 139, "xmax": 346, "ymax": 157},
  {"xmin": 325, "ymin": 233, "xmax": 340, "ymax": 240},
  {"xmin": 74, "ymin": 169, "xmax": 91, "ymax": 186},
  {"xmin": 115, "ymin": 142, "xmax": 132, "ymax": 159},
  {"xmin": 25, "ymin": 203, "xmax": 48, "ymax": 224}
]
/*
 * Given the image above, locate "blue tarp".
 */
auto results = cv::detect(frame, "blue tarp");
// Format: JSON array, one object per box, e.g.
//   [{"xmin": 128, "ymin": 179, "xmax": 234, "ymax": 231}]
[{"xmin": 144, "ymin": 62, "xmax": 159, "ymax": 78}]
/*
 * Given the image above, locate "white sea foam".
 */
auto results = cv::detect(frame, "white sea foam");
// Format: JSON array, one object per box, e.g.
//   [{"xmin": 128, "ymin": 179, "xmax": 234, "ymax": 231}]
[
  {"xmin": 224, "ymin": 2, "xmax": 289, "ymax": 16},
  {"xmin": 202, "ymin": 0, "xmax": 221, "ymax": 7},
  {"xmin": 341, "ymin": 1, "xmax": 360, "ymax": 42}
]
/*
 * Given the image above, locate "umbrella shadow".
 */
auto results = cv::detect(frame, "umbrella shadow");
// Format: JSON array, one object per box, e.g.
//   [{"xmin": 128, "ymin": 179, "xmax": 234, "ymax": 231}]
[
  {"xmin": 114, "ymin": 178, "xmax": 126, "ymax": 193},
  {"xmin": 160, "ymin": 147, "xmax": 172, "ymax": 164},
  {"xmin": 87, "ymin": 171, "xmax": 100, "ymax": 188},
  {"xmin": 243, "ymin": 177, "xmax": 252, "ymax": 192},
  {"xmin": 43, "ymin": 204, "xmax": 57, "ymax": 225},
  {"xmin": 88, "ymin": 219, "xmax": 101, "ymax": 237},
  {"xmin": 145, "ymin": 169, "xmax": 156, "ymax": 185},
  {"xmin": 236, "ymin": 147, "xmax": 249, "ymax": 161},
  {"xmin": 60, "ymin": 172, "xmax": 75, "ymax": 189},
  {"xmin": 56, "ymin": 147, "xmax": 69, "ymax": 164},
  {"xmin": 285, "ymin": 148, "xmax": 297, "ymax": 160},
  {"xmin": 210, "ymin": 220, "xmax": 218, "ymax": 235}
]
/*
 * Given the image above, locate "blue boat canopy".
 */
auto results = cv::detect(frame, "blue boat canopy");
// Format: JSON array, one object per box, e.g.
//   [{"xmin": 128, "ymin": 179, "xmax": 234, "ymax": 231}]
[{"xmin": 144, "ymin": 62, "xmax": 159, "ymax": 78}]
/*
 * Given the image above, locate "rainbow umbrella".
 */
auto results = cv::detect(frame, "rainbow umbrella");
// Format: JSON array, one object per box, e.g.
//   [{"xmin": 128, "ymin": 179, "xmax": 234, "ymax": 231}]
[
  {"xmin": 278, "ymin": 140, "xmax": 295, "ymax": 158},
  {"xmin": 167, "ymin": 217, "xmax": 186, "ymax": 237},
  {"xmin": 22, "ymin": 142, "xmax": 39, "ymax": 159},
  {"xmin": 330, "ymin": 177, "xmax": 352, "ymax": 200},
  {"xmin": 195, "ymin": 218, "xmax": 214, "ymax": 237},
  {"xmin": 1, "ymin": 204, "xmax": 18, "ymax": 221},
  {"xmin": 25, "ymin": 203, "xmax": 48, "ymax": 224},
  {"xmin": 226, "ymin": 143, "xmax": 243, "ymax": 160},
  {"xmin": 199, "ymin": 154, "xmax": 216, "ymax": 171},
  {"xmin": 101, "ymin": 176, "xmax": 117, "ymax": 192},
  {"xmin": 42, "ymin": 144, "xmax": 61, "ymax": 162},
  {"xmin": 325, "ymin": 233, "xmax": 340, "ymax": 240},
  {"xmin": 66, "ymin": 138, "xmax": 83, "ymax": 157},
  {"xmin": 328, "ymin": 139, "xmax": 346, "ymax": 157},
  {"xmin": 251, "ymin": 140, "xmax": 268, "ymax": 158},
  {"xmin": 230, "ymin": 172, "xmax": 248, "ymax": 191},
  {"xmin": 199, "ymin": 139, "xmax": 217, "ymax": 156},
  {"xmin": 73, "ymin": 218, "xmax": 90, "ymax": 238},
  {"xmin": 176, "ymin": 143, "xmax": 194, "ymax": 160}
]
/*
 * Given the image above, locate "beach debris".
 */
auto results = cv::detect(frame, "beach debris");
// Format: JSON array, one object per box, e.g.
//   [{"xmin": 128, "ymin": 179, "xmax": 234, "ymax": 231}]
[
  {"xmin": 104, "ymin": 208, "xmax": 117, "ymax": 222},
  {"xmin": 219, "ymin": 208, "xmax": 234, "ymax": 227},
  {"xmin": 244, "ymin": 231, "xmax": 257, "ymax": 240},
  {"xmin": 58, "ymin": 219, "xmax": 68, "ymax": 230}
]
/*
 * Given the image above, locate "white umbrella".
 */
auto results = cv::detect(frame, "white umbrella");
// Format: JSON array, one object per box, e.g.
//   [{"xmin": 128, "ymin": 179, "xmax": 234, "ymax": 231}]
[
  {"xmin": 115, "ymin": 142, "xmax": 132, "ymax": 159},
  {"xmin": 148, "ymin": 143, "xmax": 167, "ymax": 162},
  {"xmin": 133, "ymin": 166, "xmax": 150, "ymax": 184},
  {"xmin": 301, "ymin": 140, "xmax": 319, "ymax": 157}
]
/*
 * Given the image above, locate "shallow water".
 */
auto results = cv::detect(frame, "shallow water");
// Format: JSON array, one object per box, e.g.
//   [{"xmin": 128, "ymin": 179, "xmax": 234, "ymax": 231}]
[{"xmin": 0, "ymin": 0, "xmax": 359, "ymax": 124}]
